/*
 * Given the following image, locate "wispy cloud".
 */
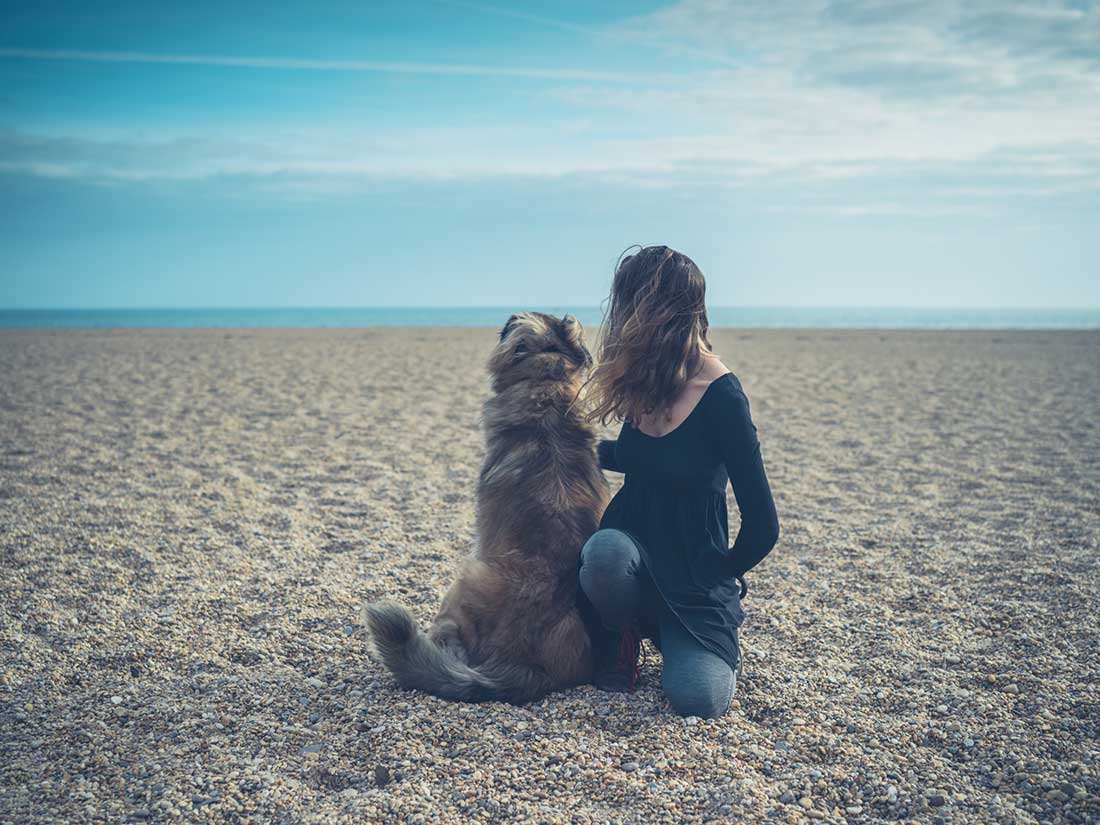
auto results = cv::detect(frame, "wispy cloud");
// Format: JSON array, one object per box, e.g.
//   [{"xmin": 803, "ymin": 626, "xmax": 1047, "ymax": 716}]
[
  {"xmin": 553, "ymin": 0, "xmax": 1100, "ymax": 185},
  {"xmin": 0, "ymin": 125, "xmax": 693, "ymax": 184},
  {"xmin": 3, "ymin": 1, "xmax": 1099, "ymax": 205},
  {"xmin": 765, "ymin": 202, "xmax": 997, "ymax": 218},
  {"xmin": 430, "ymin": 0, "xmax": 602, "ymax": 37},
  {"xmin": 432, "ymin": 0, "xmax": 741, "ymax": 67},
  {"xmin": 0, "ymin": 47, "xmax": 636, "ymax": 82}
]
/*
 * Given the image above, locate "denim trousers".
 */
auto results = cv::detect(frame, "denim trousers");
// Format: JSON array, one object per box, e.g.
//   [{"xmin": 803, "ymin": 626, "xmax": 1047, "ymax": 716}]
[{"xmin": 578, "ymin": 528, "xmax": 736, "ymax": 718}]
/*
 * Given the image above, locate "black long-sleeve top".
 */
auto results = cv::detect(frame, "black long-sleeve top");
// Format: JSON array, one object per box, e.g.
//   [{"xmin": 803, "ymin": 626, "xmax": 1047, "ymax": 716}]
[{"xmin": 592, "ymin": 371, "xmax": 778, "ymax": 669}]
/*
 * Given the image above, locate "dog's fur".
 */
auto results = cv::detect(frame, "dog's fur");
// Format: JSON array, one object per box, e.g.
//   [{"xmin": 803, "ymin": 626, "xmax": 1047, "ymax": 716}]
[{"xmin": 362, "ymin": 312, "xmax": 609, "ymax": 704}]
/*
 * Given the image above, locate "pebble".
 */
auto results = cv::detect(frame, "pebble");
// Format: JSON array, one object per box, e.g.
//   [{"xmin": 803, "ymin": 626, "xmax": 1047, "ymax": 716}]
[
  {"xmin": 5, "ymin": 330, "xmax": 1097, "ymax": 825},
  {"xmin": 1004, "ymin": 683, "xmax": 1020, "ymax": 695}
]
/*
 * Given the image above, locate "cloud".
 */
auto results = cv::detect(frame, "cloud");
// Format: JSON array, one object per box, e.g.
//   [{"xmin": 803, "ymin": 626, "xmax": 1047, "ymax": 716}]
[
  {"xmin": 765, "ymin": 201, "xmax": 996, "ymax": 217},
  {"xmin": 0, "ymin": 125, "xmax": 696, "ymax": 185},
  {"xmin": 619, "ymin": 0, "xmax": 1100, "ymax": 88},
  {"xmin": 430, "ymin": 0, "xmax": 603, "ymax": 37},
  {"xmin": 0, "ymin": 47, "xmax": 635, "ymax": 83},
  {"xmin": 2, "ymin": 1, "xmax": 1099, "ymax": 202},
  {"xmin": 561, "ymin": 0, "xmax": 1100, "ymax": 182}
]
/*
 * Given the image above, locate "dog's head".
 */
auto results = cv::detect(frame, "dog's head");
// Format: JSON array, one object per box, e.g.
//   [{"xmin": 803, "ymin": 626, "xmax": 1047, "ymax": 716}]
[{"xmin": 488, "ymin": 312, "xmax": 592, "ymax": 392}]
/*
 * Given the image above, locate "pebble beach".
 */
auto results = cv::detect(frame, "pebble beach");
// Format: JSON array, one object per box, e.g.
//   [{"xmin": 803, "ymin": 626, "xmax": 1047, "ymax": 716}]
[{"xmin": 1, "ymin": 326, "xmax": 1098, "ymax": 824}]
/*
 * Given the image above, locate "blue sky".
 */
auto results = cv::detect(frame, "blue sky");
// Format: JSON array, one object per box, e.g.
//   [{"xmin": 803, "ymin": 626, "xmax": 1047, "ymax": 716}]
[{"xmin": 1, "ymin": 0, "xmax": 1098, "ymax": 309}]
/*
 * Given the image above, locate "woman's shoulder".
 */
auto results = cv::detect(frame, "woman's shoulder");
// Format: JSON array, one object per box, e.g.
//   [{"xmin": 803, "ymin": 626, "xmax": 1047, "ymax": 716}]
[
  {"xmin": 701, "ymin": 363, "xmax": 745, "ymax": 401},
  {"xmin": 703, "ymin": 369, "xmax": 753, "ymax": 421},
  {"xmin": 710, "ymin": 369, "xmax": 743, "ymax": 394}
]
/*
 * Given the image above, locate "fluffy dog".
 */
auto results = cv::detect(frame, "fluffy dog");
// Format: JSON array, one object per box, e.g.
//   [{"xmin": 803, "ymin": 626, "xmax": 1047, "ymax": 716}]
[{"xmin": 362, "ymin": 312, "xmax": 608, "ymax": 704}]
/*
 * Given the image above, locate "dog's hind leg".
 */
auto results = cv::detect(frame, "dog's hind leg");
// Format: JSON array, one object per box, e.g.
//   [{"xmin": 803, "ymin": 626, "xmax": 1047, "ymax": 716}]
[
  {"xmin": 428, "ymin": 618, "xmax": 469, "ymax": 665},
  {"xmin": 429, "ymin": 557, "xmax": 505, "ymax": 667},
  {"xmin": 540, "ymin": 609, "xmax": 594, "ymax": 688}
]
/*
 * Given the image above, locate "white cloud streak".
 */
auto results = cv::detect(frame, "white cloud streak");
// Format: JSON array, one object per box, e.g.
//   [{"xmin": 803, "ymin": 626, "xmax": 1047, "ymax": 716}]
[
  {"xmin": 765, "ymin": 202, "xmax": 997, "ymax": 218},
  {"xmin": 430, "ymin": 0, "xmax": 603, "ymax": 37},
  {"xmin": 0, "ymin": 47, "xmax": 636, "ymax": 82}
]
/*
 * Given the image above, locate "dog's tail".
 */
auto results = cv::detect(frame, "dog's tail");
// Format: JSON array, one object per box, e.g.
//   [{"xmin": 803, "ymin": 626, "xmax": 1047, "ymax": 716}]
[
  {"xmin": 361, "ymin": 601, "xmax": 501, "ymax": 702},
  {"xmin": 361, "ymin": 601, "xmax": 554, "ymax": 704}
]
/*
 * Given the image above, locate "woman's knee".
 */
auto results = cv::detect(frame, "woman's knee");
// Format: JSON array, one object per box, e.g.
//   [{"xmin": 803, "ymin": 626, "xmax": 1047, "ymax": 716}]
[
  {"xmin": 579, "ymin": 530, "xmax": 639, "ymax": 588},
  {"xmin": 662, "ymin": 672, "xmax": 735, "ymax": 719},
  {"xmin": 578, "ymin": 529, "xmax": 642, "ymax": 627}
]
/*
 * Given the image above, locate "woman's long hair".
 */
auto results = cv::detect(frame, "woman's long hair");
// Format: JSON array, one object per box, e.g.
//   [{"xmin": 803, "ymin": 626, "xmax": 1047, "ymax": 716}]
[{"xmin": 584, "ymin": 245, "xmax": 713, "ymax": 427}]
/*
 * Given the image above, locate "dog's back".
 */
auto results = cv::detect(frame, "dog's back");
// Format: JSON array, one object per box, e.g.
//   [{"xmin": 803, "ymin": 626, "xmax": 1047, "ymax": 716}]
[{"xmin": 364, "ymin": 313, "xmax": 607, "ymax": 704}]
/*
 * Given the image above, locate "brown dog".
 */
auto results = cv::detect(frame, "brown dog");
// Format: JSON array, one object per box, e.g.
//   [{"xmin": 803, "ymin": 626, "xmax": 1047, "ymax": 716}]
[{"xmin": 362, "ymin": 312, "xmax": 608, "ymax": 704}]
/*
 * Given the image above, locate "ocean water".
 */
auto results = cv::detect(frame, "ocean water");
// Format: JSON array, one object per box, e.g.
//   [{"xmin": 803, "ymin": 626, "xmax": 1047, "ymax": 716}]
[{"xmin": 1, "ymin": 307, "xmax": 1098, "ymax": 329}]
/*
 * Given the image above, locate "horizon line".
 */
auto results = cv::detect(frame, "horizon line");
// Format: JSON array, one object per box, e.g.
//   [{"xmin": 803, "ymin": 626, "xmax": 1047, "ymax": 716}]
[{"xmin": 3, "ymin": 305, "xmax": 1100, "ymax": 313}]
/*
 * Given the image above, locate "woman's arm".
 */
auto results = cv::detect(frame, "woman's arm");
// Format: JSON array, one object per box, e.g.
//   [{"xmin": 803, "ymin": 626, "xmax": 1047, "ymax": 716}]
[
  {"xmin": 714, "ymin": 381, "xmax": 779, "ymax": 577},
  {"xmin": 597, "ymin": 438, "xmax": 624, "ymax": 473}
]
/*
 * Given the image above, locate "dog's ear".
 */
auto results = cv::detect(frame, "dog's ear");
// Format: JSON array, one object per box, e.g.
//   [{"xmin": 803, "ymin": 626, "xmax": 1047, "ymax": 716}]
[
  {"xmin": 556, "ymin": 314, "xmax": 591, "ymax": 367},
  {"xmin": 559, "ymin": 314, "xmax": 583, "ymax": 341},
  {"xmin": 499, "ymin": 313, "xmax": 520, "ymax": 341},
  {"xmin": 559, "ymin": 313, "xmax": 585, "ymax": 346}
]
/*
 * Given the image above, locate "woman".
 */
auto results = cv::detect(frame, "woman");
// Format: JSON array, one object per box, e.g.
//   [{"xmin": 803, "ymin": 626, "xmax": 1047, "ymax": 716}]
[{"xmin": 578, "ymin": 245, "xmax": 779, "ymax": 718}]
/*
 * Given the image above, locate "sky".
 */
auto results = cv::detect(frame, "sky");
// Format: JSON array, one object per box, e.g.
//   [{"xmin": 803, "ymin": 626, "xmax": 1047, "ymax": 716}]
[{"xmin": 1, "ymin": 0, "xmax": 1098, "ymax": 309}]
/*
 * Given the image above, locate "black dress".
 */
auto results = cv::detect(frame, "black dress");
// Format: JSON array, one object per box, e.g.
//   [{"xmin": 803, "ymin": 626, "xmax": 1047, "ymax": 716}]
[{"xmin": 593, "ymin": 371, "xmax": 779, "ymax": 671}]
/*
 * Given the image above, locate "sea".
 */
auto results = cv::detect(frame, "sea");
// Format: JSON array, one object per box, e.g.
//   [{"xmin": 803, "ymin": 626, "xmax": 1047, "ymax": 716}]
[{"xmin": 1, "ymin": 307, "xmax": 1098, "ymax": 329}]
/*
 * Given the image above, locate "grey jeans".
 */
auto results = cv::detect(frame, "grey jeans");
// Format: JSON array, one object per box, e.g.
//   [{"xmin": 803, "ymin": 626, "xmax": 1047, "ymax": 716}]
[{"xmin": 578, "ymin": 528, "xmax": 736, "ymax": 719}]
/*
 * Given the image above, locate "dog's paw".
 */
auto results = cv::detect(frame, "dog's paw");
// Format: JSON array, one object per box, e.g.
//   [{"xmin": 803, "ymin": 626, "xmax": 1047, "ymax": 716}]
[
  {"xmin": 438, "ymin": 635, "xmax": 469, "ymax": 664},
  {"xmin": 429, "ymin": 621, "xmax": 469, "ymax": 664}
]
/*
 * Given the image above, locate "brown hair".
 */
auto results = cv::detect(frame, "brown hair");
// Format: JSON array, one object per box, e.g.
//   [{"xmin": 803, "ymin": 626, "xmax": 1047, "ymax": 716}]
[{"xmin": 584, "ymin": 245, "xmax": 713, "ymax": 427}]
